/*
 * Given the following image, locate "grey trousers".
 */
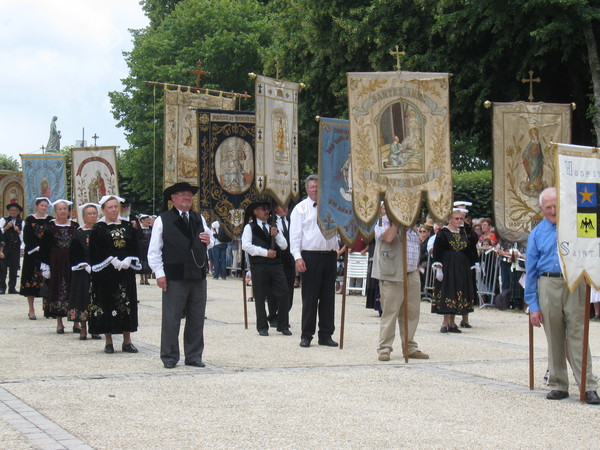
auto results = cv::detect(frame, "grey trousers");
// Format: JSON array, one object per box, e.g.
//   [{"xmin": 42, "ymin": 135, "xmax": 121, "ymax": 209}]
[{"xmin": 161, "ymin": 278, "xmax": 207, "ymax": 365}]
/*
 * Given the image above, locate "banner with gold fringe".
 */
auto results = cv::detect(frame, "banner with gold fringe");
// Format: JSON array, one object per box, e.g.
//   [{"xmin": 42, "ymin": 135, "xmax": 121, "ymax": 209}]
[
  {"xmin": 20, "ymin": 154, "xmax": 67, "ymax": 216},
  {"xmin": 0, "ymin": 170, "xmax": 24, "ymax": 214}
]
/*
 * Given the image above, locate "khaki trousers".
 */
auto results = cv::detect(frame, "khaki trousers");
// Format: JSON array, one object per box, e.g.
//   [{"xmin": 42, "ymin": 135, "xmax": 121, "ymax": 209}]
[
  {"xmin": 539, "ymin": 277, "xmax": 597, "ymax": 392},
  {"xmin": 378, "ymin": 271, "xmax": 421, "ymax": 356}
]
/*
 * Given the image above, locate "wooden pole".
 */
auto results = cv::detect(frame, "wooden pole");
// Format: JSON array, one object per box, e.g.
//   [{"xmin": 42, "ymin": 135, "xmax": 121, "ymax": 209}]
[
  {"xmin": 339, "ymin": 247, "xmax": 349, "ymax": 349},
  {"xmin": 528, "ymin": 315, "xmax": 534, "ymax": 390},
  {"xmin": 402, "ymin": 228, "xmax": 409, "ymax": 363},
  {"xmin": 580, "ymin": 283, "xmax": 591, "ymax": 403},
  {"xmin": 242, "ymin": 268, "xmax": 248, "ymax": 329}
]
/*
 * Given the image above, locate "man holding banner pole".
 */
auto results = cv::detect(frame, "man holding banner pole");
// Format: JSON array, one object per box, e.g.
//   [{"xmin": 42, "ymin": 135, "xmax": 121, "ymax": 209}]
[{"xmin": 525, "ymin": 187, "xmax": 599, "ymax": 404}]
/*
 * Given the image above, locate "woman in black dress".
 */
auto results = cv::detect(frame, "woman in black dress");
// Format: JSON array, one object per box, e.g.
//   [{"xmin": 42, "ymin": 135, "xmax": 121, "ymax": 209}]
[
  {"xmin": 40, "ymin": 199, "xmax": 79, "ymax": 333},
  {"xmin": 69, "ymin": 203, "xmax": 100, "ymax": 340},
  {"xmin": 20, "ymin": 197, "xmax": 53, "ymax": 320},
  {"xmin": 88, "ymin": 195, "xmax": 141, "ymax": 354},
  {"xmin": 136, "ymin": 214, "xmax": 152, "ymax": 285},
  {"xmin": 431, "ymin": 209, "xmax": 477, "ymax": 333}
]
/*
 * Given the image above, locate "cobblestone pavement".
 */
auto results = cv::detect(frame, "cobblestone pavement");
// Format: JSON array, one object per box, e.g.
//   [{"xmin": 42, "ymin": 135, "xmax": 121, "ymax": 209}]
[{"xmin": 1, "ymin": 278, "xmax": 599, "ymax": 449}]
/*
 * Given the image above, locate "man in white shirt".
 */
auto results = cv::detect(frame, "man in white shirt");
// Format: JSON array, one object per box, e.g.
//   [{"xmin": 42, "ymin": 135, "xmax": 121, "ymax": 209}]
[{"xmin": 290, "ymin": 174, "xmax": 339, "ymax": 348}]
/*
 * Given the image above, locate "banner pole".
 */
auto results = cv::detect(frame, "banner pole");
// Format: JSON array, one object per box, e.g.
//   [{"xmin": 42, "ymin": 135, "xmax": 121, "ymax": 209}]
[
  {"xmin": 580, "ymin": 283, "xmax": 591, "ymax": 403},
  {"xmin": 339, "ymin": 247, "xmax": 349, "ymax": 349},
  {"xmin": 402, "ymin": 228, "xmax": 409, "ymax": 363},
  {"xmin": 529, "ymin": 315, "xmax": 534, "ymax": 390}
]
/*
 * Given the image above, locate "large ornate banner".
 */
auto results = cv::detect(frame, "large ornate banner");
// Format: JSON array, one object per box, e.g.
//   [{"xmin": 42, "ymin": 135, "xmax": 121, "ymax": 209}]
[
  {"xmin": 197, "ymin": 109, "xmax": 258, "ymax": 237},
  {"xmin": 556, "ymin": 143, "xmax": 600, "ymax": 290},
  {"xmin": 254, "ymin": 75, "xmax": 300, "ymax": 206},
  {"xmin": 163, "ymin": 86, "xmax": 236, "ymax": 188},
  {"xmin": 0, "ymin": 170, "xmax": 24, "ymax": 213},
  {"xmin": 347, "ymin": 71, "xmax": 453, "ymax": 227},
  {"xmin": 317, "ymin": 117, "xmax": 373, "ymax": 244},
  {"xmin": 21, "ymin": 154, "xmax": 67, "ymax": 215},
  {"xmin": 492, "ymin": 101, "xmax": 572, "ymax": 243},
  {"xmin": 71, "ymin": 146, "xmax": 119, "ymax": 221}
]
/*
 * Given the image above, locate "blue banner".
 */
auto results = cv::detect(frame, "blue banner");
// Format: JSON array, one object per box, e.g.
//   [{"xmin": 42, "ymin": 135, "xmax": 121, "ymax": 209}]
[
  {"xmin": 317, "ymin": 117, "xmax": 373, "ymax": 245},
  {"xmin": 21, "ymin": 154, "xmax": 67, "ymax": 215}
]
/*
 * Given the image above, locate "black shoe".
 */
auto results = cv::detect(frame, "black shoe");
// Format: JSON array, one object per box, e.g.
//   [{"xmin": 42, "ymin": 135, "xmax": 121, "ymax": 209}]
[
  {"xmin": 122, "ymin": 343, "xmax": 138, "ymax": 353},
  {"xmin": 300, "ymin": 337, "xmax": 311, "ymax": 347},
  {"xmin": 448, "ymin": 326, "xmax": 462, "ymax": 333},
  {"xmin": 79, "ymin": 335, "xmax": 87, "ymax": 340},
  {"xmin": 185, "ymin": 361, "xmax": 205, "ymax": 368},
  {"xmin": 440, "ymin": 326, "xmax": 448, "ymax": 333},
  {"xmin": 258, "ymin": 330, "xmax": 269, "ymax": 336},
  {"xmin": 8, "ymin": 289, "xmax": 18, "ymax": 294},
  {"xmin": 318, "ymin": 337, "xmax": 339, "ymax": 347},
  {"xmin": 459, "ymin": 320, "xmax": 472, "ymax": 329},
  {"xmin": 164, "ymin": 361, "xmax": 176, "ymax": 369},
  {"xmin": 269, "ymin": 320, "xmax": 278, "ymax": 328},
  {"xmin": 546, "ymin": 390, "xmax": 569, "ymax": 400},
  {"xmin": 247, "ymin": 297, "xmax": 254, "ymax": 302},
  {"xmin": 56, "ymin": 327, "xmax": 65, "ymax": 334},
  {"xmin": 91, "ymin": 334, "xmax": 102, "ymax": 340},
  {"xmin": 73, "ymin": 326, "xmax": 81, "ymax": 334},
  {"xmin": 104, "ymin": 344, "xmax": 114, "ymax": 354},
  {"xmin": 586, "ymin": 391, "xmax": 600, "ymax": 405},
  {"xmin": 280, "ymin": 329, "xmax": 292, "ymax": 336}
]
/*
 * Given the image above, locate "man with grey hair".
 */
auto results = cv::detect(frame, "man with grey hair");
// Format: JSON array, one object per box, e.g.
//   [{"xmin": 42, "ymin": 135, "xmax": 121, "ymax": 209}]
[
  {"xmin": 290, "ymin": 174, "xmax": 339, "ymax": 348},
  {"xmin": 525, "ymin": 187, "xmax": 600, "ymax": 404}
]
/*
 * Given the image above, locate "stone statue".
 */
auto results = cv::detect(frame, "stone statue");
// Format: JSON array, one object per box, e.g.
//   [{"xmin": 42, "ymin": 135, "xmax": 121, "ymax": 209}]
[{"xmin": 46, "ymin": 116, "xmax": 61, "ymax": 152}]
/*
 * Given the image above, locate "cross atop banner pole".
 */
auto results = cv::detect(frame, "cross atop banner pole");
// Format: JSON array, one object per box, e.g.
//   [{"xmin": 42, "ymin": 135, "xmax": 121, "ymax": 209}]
[
  {"xmin": 521, "ymin": 70, "xmax": 541, "ymax": 102},
  {"xmin": 389, "ymin": 45, "xmax": 405, "ymax": 71},
  {"xmin": 189, "ymin": 59, "xmax": 211, "ymax": 88}
]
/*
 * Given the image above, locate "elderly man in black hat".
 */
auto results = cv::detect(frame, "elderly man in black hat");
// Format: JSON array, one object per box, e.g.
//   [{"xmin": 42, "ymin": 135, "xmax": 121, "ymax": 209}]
[
  {"xmin": 148, "ymin": 182, "xmax": 213, "ymax": 369},
  {"xmin": 0, "ymin": 202, "xmax": 23, "ymax": 294},
  {"xmin": 241, "ymin": 201, "xmax": 291, "ymax": 336}
]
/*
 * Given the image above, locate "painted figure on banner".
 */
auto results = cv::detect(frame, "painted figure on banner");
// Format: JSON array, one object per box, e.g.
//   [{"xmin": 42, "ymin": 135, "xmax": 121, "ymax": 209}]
[
  {"xmin": 380, "ymin": 103, "xmax": 424, "ymax": 172},
  {"xmin": 40, "ymin": 177, "xmax": 51, "ymax": 198},
  {"xmin": 521, "ymin": 127, "xmax": 545, "ymax": 195},
  {"xmin": 338, "ymin": 154, "xmax": 352, "ymax": 202},
  {"xmin": 88, "ymin": 170, "xmax": 107, "ymax": 204},
  {"xmin": 216, "ymin": 137, "xmax": 253, "ymax": 194},
  {"xmin": 273, "ymin": 112, "xmax": 289, "ymax": 162}
]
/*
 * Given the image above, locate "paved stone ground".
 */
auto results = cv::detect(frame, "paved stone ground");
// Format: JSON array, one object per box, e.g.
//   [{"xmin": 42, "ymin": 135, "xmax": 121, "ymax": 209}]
[{"xmin": 1, "ymin": 277, "xmax": 599, "ymax": 449}]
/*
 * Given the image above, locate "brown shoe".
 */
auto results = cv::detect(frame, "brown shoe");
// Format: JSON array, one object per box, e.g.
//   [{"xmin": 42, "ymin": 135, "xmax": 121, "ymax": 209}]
[
  {"xmin": 407, "ymin": 350, "xmax": 429, "ymax": 359},
  {"xmin": 378, "ymin": 352, "xmax": 390, "ymax": 362}
]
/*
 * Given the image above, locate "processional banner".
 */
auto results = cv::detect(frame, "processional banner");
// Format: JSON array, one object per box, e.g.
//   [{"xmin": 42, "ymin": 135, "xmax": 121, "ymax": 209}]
[
  {"xmin": 317, "ymin": 117, "xmax": 374, "ymax": 244},
  {"xmin": 163, "ymin": 86, "xmax": 236, "ymax": 188},
  {"xmin": 71, "ymin": 146, "xmax": 119, "ymax": 221},
  {"xmin": 556, "ymin": 143, "xmax": 600, "ymax": 290},
  {"xmin": 0, "ymin": 170, "xmax": 24, "ymax": 214},
  {"xmin": 347, "ymin": 71, "xmax": 453, "ymax": 227},
  {"xmin": 492, "ymin": 101, "xmax": 572, "ymax": 243},
  {"xmin": 21, "ymin": 154, "xmax": 67, "ymax": 215},
  {"xmin": 197, "ymin": 109, "xmax": 258, "ymax": 237},
  {"xmin": 254, "ymin": 75, "xmax": 300, "ymax": 206}
]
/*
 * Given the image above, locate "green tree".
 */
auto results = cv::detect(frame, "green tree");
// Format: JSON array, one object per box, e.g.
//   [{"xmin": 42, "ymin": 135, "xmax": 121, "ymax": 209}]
[{"xmin": 0, "ymin": 154, "xmax": 20, "ymax": 171}]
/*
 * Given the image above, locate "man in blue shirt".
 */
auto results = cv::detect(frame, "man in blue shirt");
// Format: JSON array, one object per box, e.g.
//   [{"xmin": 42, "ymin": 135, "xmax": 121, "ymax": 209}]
[{"xmin": 525, "ymin": 187, "xmax": 599, "ymax": 404}]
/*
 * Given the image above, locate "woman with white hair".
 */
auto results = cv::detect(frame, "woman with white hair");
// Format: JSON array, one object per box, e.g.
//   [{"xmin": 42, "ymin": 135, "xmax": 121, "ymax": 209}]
[{"xmin": 40, "ymin": 199, "xmax": 80, "ymax": 333}]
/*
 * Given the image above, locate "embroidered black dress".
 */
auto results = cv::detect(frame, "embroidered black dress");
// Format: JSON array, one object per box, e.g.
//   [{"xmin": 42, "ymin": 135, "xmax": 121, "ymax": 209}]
[
  {"xmin": 20, "ymin": 215, "xmax": 53, "ymax": 296},
  {"xmin": 431, "ymin": 227, "xmax": 477, "ymax": 315},
  {"xmin": 40, "ymin": 220, "xmax": 80, "ymax": 318},
  {"xmin": 88, "ymin": 221, "xmax": 140, "ymax": 335},
  {"xmin": 136, "ymin": 226, "xmax": 152, "ymax": 275},
  {"xmin": 68, "ymin": 228, "xmax": 92, "ymax": 322}
]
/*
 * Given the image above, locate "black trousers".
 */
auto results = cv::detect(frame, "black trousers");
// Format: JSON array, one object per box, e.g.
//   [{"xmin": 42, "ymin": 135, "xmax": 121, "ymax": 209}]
[
  {"xmin": 300, "ymin": 251, "xmax": 336, "ymax": 340},
  {"xmin": 267, "ymin": 257, "xmax": 295, "ymax": 320},
  {"xmin": 0, "ymin": 246, "xmax": 20, "ymax": 291},
  {"xmin": 252, "ymin": 262, "xmax": 289, "ymax": 332}
]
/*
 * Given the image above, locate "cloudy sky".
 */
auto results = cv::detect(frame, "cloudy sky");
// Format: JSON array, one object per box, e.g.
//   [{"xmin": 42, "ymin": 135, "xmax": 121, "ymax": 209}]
[{"xmin": 0, "ymin": 0, "xmax": 149, "ymax": 164}]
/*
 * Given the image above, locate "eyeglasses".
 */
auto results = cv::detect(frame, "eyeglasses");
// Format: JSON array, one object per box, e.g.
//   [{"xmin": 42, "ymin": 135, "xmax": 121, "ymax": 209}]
[{"xmin": 174, "ymin": 192, "xmax": 194, "ymax": 198}]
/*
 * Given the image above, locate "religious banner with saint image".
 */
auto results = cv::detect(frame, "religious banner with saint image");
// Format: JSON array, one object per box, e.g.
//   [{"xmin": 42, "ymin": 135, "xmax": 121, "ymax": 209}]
[
  {"xmin": 21, "ymin": 154, "xmax": 67, "ymax": 215},
  {"xmin": 163, "ymin": 86, "xmax": 236, "ymax": 188},
  {"xmin": 254, "ymin": 75, "xmax": 300, "ymax": 206},
  {"xmin": 317, "ymin": 117, "xmax": 374, "ymax": 244},
  {"xmin": 347, "ymin": 71, "xmax": 453, "ymax": 227},
  {"xmin": 197, "ymin": 109, "xmax": 258, "ymax": 237},
  {"xmin": 71, "ymin": 146, "xmax": 119, "ymax": 221},
  {"xmin": 556, "ymin": 143, "xmax": 600, "ymax": 289},
  {"xmin": 492, "ymin": 101, "xmax": 572, "ymax": 243},
  {"xmin": 0, "ymin": 170, "xmax": 24, "ymax": 214}
]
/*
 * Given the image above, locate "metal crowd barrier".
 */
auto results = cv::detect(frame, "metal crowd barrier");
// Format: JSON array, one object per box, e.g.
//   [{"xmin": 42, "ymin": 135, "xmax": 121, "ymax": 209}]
[
  {"xmin": 476, "ymin": 248, "xmax": 501, "ymax": 308},
  {"xmin": 420, "ymin": 252, "xmax": 435, "ymax": 302}
]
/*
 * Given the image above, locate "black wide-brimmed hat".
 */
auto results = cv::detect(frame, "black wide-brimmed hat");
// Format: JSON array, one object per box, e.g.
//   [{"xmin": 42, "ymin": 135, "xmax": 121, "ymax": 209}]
[
  {"xmin": 163, "ymin": 182, "xmax": 199, "ymax": 199},
  {"xmin": 6, "ymin": 202, "xmax": 22, "ymax": 212},
  {"xmin": 244, "ymin": 200, "xmax": 270, "ymax": 224}
]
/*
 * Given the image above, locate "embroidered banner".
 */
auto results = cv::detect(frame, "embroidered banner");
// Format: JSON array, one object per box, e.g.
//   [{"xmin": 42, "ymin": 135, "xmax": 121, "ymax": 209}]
[
  {"xmin": 21, "ymin": 154, "xmax": 67, "ymax": 215},
  {"xmin": 317, "ymin": 117, "xmax": 374, "ymax": 244},
  {"xmin": 493, "ymin": 101, "xmax": 572, "ymax": 243},
  {"xmin": 557, "ymin": 143, "xmax": 600, "ymax": 290},
  {"xmin": 71, "ymin": 146, "xmax": 119, "ymax": 221},
  {"xmin": 197, "ymin": 109, "xmax": 258, "ymax": 237},
  {"xmin": 163, "ymin": 86, "xmax": 236, "ymax": 188},
  {"xmin": 254, "ymin": 75, "xmax": 300, "ymax": 206},
  {"xmin": 0, "ymin": 170, "xmax": 24, "ymax": 213},
  {"xmin": 347, "ymin": 71, "xmax": 453, "ymax": 227}
]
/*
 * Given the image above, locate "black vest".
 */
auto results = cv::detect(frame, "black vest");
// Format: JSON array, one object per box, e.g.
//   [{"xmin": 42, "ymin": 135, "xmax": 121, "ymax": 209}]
[
  {"xmin": 248, "ymin": 221, "xmax": 282, "ymax": 266},
  {"xmin": 2, "ymin": 216, "xmax": 22, "ymax": 248},
  {"xmin": 160, "ymin": 208, "xmax": 207, "ymax": 280}
]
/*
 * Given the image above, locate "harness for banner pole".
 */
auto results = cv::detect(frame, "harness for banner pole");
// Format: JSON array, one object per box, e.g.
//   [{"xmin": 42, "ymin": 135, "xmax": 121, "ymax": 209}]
[
  {"xmin": 580, "ymin": 283, "xmax": 591, "ymax": 403},
  {"xmin": 339, "ymin": 247, "xmax": 349, "ymax": 350},
  {"xmin": 402, "ymin": 228, "xmax": 409, "ymax": 363}
]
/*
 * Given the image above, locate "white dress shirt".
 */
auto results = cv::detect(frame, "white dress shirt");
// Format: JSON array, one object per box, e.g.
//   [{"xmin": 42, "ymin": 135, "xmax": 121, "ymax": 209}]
[
  {"xmin": 148, "ymin": 209, "xmax": 214, "ymax": 279},
  {"xmin": 289, "ymin": 197, "xmax": 338, "ymax": 260},
  {"xmin": 241, "ymin": 219, "xmax": 287, "ymax": 257}
]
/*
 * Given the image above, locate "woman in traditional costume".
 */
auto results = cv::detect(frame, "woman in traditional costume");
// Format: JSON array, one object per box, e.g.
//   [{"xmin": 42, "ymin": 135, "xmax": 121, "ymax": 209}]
[{"xmin": 136, "ymin": 214, "xmax": 153, "ymax": 285}]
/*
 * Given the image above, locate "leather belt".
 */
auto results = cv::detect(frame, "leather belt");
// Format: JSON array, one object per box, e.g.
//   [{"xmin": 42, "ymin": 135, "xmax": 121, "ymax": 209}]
[
  {"xmin": 541, "ymin": 272, "xmax": 563, "ymax": 278},
  {"xmin": 302, "ymin": 250, "xmax": 336, "ymax": 255}
]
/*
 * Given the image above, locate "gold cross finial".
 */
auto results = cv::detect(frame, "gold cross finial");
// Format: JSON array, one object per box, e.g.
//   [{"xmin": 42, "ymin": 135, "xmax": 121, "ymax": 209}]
[
  {"xmin": 389, "ymin": 45, "xmax": 405, "ymax": 71},
  {"xmin": 521, "ymin": 70, "xmax": 541, "ymax": 102},
  {"xmin": 188, "ymin": 60, "xmax": 211, "ymax": 88},
  {"xmin": 275, "ymin": 61, "xmax": 281, "ymax": 79}
]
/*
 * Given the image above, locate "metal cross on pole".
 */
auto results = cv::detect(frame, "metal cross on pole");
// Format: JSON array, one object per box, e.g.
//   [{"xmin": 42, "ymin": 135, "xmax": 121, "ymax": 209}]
[
  {"xmin": 389, "ymin": 45, "xmax": 406, "ymax": 71},
  {"xmin": 92, "ymin": 133, "xmax": 99, "ymax": 146},
  {"xmin": 188, "ymin": 59, "xmax": 211, "ymax": 88},
  {"xmin": 521, "ymin": 70, "xmax": 541, "ymax": 102}
]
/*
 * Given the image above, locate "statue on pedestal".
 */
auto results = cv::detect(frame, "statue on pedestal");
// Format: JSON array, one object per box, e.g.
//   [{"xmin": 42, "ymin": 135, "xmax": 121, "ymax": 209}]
[{"xmin": 46, "ymin": 116, "xmax": 61, "ymax": 152}]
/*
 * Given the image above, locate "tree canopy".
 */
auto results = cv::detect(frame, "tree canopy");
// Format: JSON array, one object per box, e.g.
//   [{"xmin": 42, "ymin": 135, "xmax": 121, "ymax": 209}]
[{"xmin": 0, "ymin": 154, "xmax": 20, "ymax": 171}]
